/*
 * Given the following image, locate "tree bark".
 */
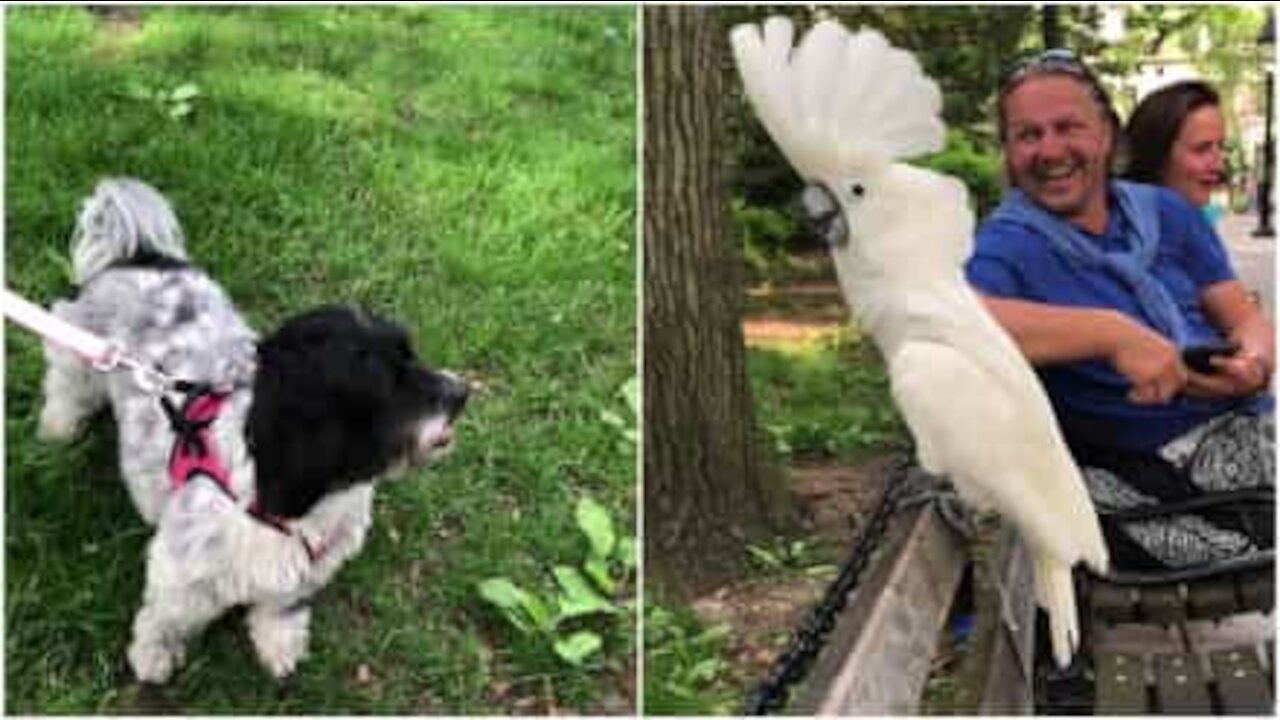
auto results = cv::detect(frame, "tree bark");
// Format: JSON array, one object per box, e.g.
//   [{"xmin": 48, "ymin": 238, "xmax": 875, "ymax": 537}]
[
  {"xmin": 643, "ymin": 6, "xmax": 789, "ymax": 601},
  {"xmin": 1041, "ymin": 5, "xmax": 1063, "ymax": 50}
]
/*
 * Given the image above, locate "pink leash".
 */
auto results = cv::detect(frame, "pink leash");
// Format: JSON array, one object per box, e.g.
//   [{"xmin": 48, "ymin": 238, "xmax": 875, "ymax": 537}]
[
  {"xmin": 2, "ymin": 287, "xmax": 181, "ymax": 392},
  {"xmin": 2, "ymin": 288, "xmax": 116, "ymax": 365}
]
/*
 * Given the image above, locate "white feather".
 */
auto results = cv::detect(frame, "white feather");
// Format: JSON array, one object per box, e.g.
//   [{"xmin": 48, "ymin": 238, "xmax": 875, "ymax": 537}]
[
  {"xmin": 731, "ymin": 16, "xmax": 1110, "ymax": 669},
  {"xmin": 730, "ymin": 18, "xmax": 944, "ymax": 182}
]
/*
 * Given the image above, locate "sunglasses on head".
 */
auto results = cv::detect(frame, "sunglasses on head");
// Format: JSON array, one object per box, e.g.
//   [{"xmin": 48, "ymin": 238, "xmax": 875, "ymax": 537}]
[{"xmin": 1001, "ymin": 48, "xmax": 1093, "ymax": 94}]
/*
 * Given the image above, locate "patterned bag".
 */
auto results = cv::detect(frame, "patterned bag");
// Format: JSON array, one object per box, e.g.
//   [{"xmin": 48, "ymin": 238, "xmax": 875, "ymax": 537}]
[{"xmin": 1077, "ymin": 412, "xmax": 1274, "ymax": 572}]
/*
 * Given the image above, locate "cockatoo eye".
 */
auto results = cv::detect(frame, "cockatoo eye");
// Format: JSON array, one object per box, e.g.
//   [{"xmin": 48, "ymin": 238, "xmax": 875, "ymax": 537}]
[
  {"xmin": 797, "ymin": 182, "xmax": 848, "ymax": 248},
  {"xmin": 851, "ymin": 183, "xmax": 866, "ymax": 198}
]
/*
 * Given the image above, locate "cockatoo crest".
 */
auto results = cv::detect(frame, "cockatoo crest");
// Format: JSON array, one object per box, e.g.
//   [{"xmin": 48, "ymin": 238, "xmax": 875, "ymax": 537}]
[{"xmin": 729, "ymin": 17, "xmax": 945, "ymax": 184}]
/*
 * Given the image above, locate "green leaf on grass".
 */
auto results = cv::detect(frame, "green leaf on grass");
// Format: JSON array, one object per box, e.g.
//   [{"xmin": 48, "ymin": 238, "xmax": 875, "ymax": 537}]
[
  {"xmin": 170, "ymin": 83, "xmax": 201, "ymax": 101},
  {"xmin": 121, "ymin": 80, "xmax": 154, "ymax": 101},
  {"xmin": 169, "ymin": 102, "xmax": 193, "ymax": 119},
  {"xmin": 689, "ymin": 657, "xmax": 724, "ymax": 682},
  {"xmin": 478, "ymin": 577, "xmax": 552, "ymax": 634},
  {"xmin": 583, "ymin": 555, "xmax": 615, "ymax": 594},
  {"xmin": 44, "ymin": 246, "xmax": 76, "ymax": 284},
  {"xmin": 554, "ymin": 630, "xmax": 602, "ymax": 666},
  {"xmin": 615, "ymin": 536, "xmax": 637, "ymax": 568},
  {"xmin": 804, "ymin": 564, "xmax": 839, "ymax": 578},
  {"xmin": 620, "ymin": 375, "xmax": 639, "ymax": 417},
  {"xmin": 747, "ymin": 544, "xmax": 782, "ymax": 569},
  {"xmin": 576, "ymin": 496, "xmax": 615, "ymax": 559},
  {"xmin": 554, "ymin": 565, "xmax": 615, "ymax": 619}
]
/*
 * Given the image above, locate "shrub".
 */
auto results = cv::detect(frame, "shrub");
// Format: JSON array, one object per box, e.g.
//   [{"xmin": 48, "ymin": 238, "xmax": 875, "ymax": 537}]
[
  {"xmin": 918, "ymin": 129, "xmax": 1003, "ymax": 217},
  {"xmin": 732, "ymin": 197, "xmax": 798, "ymax": 275}
]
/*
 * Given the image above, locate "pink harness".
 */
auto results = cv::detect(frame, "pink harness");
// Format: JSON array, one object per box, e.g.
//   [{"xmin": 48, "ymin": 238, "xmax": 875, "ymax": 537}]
[
  {"xmin": 164, "ymin": 386, "xmax": 325, "ymax": 562},
  {"xmin": 166, "ymin": 390, "xmax": 234, "ymax": 494}
]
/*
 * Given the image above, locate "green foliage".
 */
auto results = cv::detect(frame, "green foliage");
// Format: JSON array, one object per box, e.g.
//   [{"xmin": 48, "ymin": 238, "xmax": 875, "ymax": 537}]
[
  {"xmin": 554, "ymin": 632, "xmax": 604, "ymax": 666},
  {"xmin": 598, "ymin": 374, "xmax": 639, "ymax": 452},
  {"xmin": 643, "ymin": 603, "xmax": 736, "ymax": 716},
  {"xmin": 1067, "ymin": 6, "xmax": 1267, "ymax": 98},
  {"xmin": 478, "ymin": 578, "xmax": 557, "ymax": 636},
  {"xmin": 746, "ymin": 536, "xmax": 837, "ymax": 577},
  {"xmin": 1086, "ymin": 6, "xmax": 1268, "ymax": 186},
  {"xmin": 120, "ymin": 79, "xmax": 201, "ymax": 120},
  {"xmin": 918, "ymin": 129, "xmax": 1003, "ymax": 217},
  {"xmin": 733, "ymin": 198, "xmax": 798, "ymax": 275},
  {"xmin": 749, "ymin": 331, "xmax": 909, "ymax": 462},
  {"xmin": 577, "ymin": 496, "xmax": 617, "ymax": 560},
  {"xmin": 477, "ymin": 496, "xmax": 635, "ymax": 668}
]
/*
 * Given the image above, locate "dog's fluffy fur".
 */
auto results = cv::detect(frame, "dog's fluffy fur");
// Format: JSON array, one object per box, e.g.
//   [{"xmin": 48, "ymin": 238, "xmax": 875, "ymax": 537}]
[{"xmin": 37, "ymin": 178, "xmax": 467, "ymax": 682}]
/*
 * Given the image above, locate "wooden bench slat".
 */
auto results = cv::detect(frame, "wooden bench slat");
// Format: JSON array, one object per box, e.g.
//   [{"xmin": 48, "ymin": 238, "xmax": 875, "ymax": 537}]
[
  {"xmin": 1183, "ymin": 614, "xmax": 1272, "ymax": 654},
  {"xmin": 1209, "ymin": 646, "xmax": 1273, "ymax": 715},
  {"xmin": 1236, "ymin": 569, "xmax": 1275, "ymax": 614},
  {"xmin": 1091, "ymin": 581, "xmax": 1140, "ymax": 624},
  {"xmin": 1139, "ymin": 585, "xmax": 1186, "ymax": 625},
  {"xmin": 1188, "ymin": 578, "xmax": 1240, "ymax": 619},
  {"xmin": 1091, "ymin": 621, "xmax": 1185, "ymax": 654},
  {"xmin": 1154, "ymin": 652, "xmax": 1213, "ymax": 714},
  {"xmin": 951, "ymin": 526, "xmax": 1036, "ymax": 714},
  {"xmin": 1267, "ymin": 641, "xmax": 1275, "ymax": 690},
  {"xmin": 795, "ymin": 502, "xmax": 967, "ymax": 715},
  {"xmin": 1094, "ymin": 652, "xmax": 1148, "ymax": 715}
]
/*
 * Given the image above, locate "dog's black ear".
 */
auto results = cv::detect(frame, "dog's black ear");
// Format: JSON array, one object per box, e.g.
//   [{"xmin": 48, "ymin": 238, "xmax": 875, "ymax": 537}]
[{"xmin": 246, "ymin": 306, "xmax": 409, "ymax": 518}]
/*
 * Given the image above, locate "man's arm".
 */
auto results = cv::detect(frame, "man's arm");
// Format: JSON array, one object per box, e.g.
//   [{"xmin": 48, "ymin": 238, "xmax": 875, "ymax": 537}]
[{"xmin": 980, "ymin": 294, "xmax": 1187, "ymax": 405}]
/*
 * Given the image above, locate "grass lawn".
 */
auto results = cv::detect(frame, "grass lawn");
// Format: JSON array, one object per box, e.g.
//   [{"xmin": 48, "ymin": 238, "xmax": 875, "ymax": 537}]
[
  {"xmin": 750, "ymin": 329, "xmax": 908, "ymax": 464},
  {"xmin": 5, "ymin": 6, "xmax": 636, "ymax": 714}
]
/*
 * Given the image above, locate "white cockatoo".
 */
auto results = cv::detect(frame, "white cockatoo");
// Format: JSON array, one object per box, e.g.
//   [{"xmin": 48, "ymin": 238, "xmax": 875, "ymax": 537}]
[{"xmin": 730, "ymin": 17, "xmax": 1109, "ymax": 668}]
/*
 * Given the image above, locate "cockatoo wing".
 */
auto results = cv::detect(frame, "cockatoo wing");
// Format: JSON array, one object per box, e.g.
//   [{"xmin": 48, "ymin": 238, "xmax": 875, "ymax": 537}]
[
  {"xmin": 888, "ymin": 340, "xmax": 1106, "ymax": 570},
  {"xmin": 888, "ymin": 339, "xmax": 1109, "ymax": 667},
  {"xmin": 729, "ymin": 17, "xmax": 945, "ymax": 181}
]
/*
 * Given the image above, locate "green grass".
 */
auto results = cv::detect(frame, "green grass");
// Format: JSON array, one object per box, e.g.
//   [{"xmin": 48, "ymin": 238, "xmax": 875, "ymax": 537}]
[
  {"xmin": 748, "ymin": 330, "xmax": 909, "ymax": 462},
  {"xmin": 5, "ymin": 7, "xmax": 635, "ymax": 714},
  {"xmin": 643, "ymin": 603, "xmax": 739, "ymax": 716}
]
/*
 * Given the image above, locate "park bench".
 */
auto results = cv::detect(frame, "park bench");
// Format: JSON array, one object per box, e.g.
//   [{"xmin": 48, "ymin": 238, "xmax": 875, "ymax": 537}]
[
  {"xmin": 1038, "ymin": 563, "xmax": 1275, "ymax": 715},
  {"xmin": 1058, "ymin": 489, "xmax": 1275, "ymax": 715},
  {"xmin": 789, "ymin": 478, "xmax": 1274, "ymax": 715}
]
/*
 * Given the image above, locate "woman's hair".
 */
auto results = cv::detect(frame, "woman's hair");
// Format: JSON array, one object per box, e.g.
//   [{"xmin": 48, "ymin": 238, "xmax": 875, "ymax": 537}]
[{"xmin": 1123, "ymin": 80, "xmax": 1221, "ymax": 184}]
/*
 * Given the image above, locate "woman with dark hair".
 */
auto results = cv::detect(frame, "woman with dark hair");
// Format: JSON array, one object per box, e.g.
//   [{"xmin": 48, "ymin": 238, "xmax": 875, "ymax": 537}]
[{"xmin": 1124, "ymin": 80, "xmax": 1226, "ymax": 210}]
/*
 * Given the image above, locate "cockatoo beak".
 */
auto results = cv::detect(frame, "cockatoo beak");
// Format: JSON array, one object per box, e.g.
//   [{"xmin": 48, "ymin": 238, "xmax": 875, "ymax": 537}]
[{"xmin": 797, "ymin": 182, "xmax": 848, "ymax": 247}]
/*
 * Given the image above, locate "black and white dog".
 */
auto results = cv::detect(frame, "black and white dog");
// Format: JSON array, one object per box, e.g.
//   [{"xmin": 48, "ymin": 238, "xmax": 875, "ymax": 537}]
[{"xmin": 36, "ymin": 178, "xmax": 467, "ymax": 682}]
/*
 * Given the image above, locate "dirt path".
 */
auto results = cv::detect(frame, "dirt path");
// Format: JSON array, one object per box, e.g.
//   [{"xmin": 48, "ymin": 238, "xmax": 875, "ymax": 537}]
[
  {"xmin": 742, "ymin": 279, "xmax": 847, "ymax": 346},
  {"xmin": 690, "ymin": 455, "xmax": 901, "ymax": 693}
]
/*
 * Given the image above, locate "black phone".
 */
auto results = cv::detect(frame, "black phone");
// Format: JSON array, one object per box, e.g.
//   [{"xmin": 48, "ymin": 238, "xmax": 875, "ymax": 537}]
[{"xmin": 1181, "ymin": 342, "xmax": 1239, "ymax": 374}]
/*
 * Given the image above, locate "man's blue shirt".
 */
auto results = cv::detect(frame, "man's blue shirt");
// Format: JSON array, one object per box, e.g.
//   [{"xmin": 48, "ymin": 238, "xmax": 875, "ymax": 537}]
[{"xmin": 966, "ymin": 184, "xmax": 1269, "ymax": 451}]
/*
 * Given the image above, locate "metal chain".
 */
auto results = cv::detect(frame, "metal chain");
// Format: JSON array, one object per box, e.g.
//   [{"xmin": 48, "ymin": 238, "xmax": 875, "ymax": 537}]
[{"xmin": 742, "ymin": 455, "xmax": 920, "ymax": 715}]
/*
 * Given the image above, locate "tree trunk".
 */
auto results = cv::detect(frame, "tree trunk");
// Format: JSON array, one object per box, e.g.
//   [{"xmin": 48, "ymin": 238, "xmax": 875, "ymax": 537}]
[
  {"xmin": 1041, "ymin": 5, "xmax": 1063, "ymax": 50},
  {"xmin": 643, "ymin": 6, "xmax": 790, "ymax": 601}
]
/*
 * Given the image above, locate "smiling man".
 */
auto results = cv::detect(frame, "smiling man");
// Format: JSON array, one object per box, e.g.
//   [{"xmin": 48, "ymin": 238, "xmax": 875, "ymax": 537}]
[{"xmin": 965, "ymin": 50, "xmax": 1274, "ymax": 572}]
